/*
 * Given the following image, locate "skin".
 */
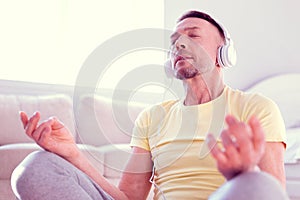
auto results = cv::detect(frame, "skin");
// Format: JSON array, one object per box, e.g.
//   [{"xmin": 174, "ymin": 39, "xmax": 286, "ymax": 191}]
[{"xmin": 19, "ymin": 17, "xmax": 286, "ymax": 200}]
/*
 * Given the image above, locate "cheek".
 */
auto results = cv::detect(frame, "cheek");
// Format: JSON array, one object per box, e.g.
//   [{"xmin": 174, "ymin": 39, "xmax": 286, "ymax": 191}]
[
  {"xmin": 202, "ymin": 38, "xmax": 221, "ymax": 62},
  {"xmin": 205, "ymin": 46, "xmax": 218, "ymax": 63},
  {"xmin": 193, "ymin": 44, "xmax": 217, "ymax": 63}
]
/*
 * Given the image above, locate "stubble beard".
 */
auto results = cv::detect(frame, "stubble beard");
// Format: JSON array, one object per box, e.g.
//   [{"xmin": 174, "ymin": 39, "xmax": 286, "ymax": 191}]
[{"xmin": 175, "ymin": 67, "xmax": 199, "ymax": 80}]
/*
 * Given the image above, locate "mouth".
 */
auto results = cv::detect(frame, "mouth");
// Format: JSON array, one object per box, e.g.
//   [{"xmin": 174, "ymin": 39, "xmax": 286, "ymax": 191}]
[{"xmin": 174, "ymin": 55, "xmax": 193, "ymax": 66}]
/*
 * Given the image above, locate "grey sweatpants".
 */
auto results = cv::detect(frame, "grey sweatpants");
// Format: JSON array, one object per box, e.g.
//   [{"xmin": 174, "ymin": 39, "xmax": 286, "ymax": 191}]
[
  {"xmin": 11, "ymin": 150, "xmax": 289, "ymax": 200},
  {"xmin": 209, "ymin": 170, "xmax": 290, "ymax": 200},
  {"xmin": 11, "ymin": 151, "xmax": 113, "ymax": 200}
]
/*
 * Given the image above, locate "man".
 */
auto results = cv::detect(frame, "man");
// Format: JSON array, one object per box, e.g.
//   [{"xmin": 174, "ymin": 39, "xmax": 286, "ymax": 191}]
[{"xmin": 11, "ymin": 10, "xmax": 288, "ymax": 200}]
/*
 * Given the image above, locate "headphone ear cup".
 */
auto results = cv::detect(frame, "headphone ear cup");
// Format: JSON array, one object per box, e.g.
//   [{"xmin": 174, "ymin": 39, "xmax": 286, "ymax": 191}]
[
  {"xmin": 164, "ymin": 59, "xmax": 173, "ymax": 78},
  {"xmin": 217, "ymin": 42, "xmax": 237, "ymax": 68},
  {"xmin": 217, "ymin": 45, "xmax": 226, "ymax": 68}
]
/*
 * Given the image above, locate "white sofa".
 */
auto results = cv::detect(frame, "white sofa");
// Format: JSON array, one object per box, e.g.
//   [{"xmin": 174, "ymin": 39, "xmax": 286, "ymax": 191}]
[{"xmin": 0, "ymin": 79, "xmax": 154, "ymax": 200}]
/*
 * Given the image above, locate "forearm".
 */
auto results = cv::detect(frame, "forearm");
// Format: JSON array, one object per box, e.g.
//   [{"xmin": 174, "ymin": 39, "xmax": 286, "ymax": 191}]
[
  {"xmin": 66, "ymin": 150, "xmax": 130, "ymax": 200},
  {"xmin": 258, "ymin": 142, "xmax": 286, "ymax": 188},
  {"xmin": 258, "ymin": 159, "xmax": 286, "ymax": 188}
]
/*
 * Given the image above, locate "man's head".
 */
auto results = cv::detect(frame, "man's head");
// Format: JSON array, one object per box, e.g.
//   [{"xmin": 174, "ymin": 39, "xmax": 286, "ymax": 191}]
[{"xmin": 168, "ymin": 10, "xmax": 235, "ymax": 80}]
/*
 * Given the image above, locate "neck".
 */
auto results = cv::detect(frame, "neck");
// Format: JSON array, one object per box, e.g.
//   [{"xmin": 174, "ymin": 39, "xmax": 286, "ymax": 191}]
[{"xmin": 183, "ymin": 71, "xmax": 225, "ymax": 106}]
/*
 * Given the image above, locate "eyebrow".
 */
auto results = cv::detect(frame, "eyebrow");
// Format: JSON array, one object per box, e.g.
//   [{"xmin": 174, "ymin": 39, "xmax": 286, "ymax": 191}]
[{"xmin": 184, "ymin": 26, "xmax": 201, "ymax": 31}]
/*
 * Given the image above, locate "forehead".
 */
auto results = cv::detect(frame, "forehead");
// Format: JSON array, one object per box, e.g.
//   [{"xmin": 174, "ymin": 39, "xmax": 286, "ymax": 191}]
[{"xmin": 174, "ymin": 17, "xmax": 218, "ymax": 33}]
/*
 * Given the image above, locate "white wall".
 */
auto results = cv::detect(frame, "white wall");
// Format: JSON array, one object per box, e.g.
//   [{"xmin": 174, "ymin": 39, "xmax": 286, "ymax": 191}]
[
  {"xmin": 1, "ymin": 0, "xmax": 299, "ymax": 92},
  {"xmin": 0, "ymin": 0, "xmax": 164, "ymax": 87},
  {"xmin": 165, "ymin": 0, "xmax": 300, "ymax": 90}
]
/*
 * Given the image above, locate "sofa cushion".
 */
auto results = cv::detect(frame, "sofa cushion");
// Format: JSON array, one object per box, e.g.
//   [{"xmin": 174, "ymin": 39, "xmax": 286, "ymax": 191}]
[
  {"xmin": 0, "ymin": 143, "xmax": 105, "ymax": 180},
  {"xmin": 0, "ymin": 94, "xmax": 76, "ymax": 145},
  {"xmin": 0, "ymin": 143, "xmax": 42, "ymax": 179},
  {"xmin": 0, "ymin": 180, "xmax": 14, "ymax": 200},
  {"xmin": 76, "ymin": 95, "xmax": 147, "ymax": 146}
]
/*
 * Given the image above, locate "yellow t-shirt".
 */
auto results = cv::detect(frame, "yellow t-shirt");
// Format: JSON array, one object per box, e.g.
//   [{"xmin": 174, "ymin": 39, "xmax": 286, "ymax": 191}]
[{"xmin": 130, "ymin": 86, "xmax": 286, "ymax": 200}]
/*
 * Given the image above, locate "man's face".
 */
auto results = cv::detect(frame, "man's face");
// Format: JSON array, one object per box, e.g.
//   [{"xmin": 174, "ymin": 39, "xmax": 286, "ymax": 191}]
[{"xmin": 169, "ymin": 17, "xmax": 223, "ymax": 80}]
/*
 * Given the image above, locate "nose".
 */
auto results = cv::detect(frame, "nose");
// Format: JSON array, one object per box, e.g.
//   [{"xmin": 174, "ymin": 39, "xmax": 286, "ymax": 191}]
[
  {"xmin": 175, "ymin": 35, "xmax": 187, "ymax": 50},
  {"xmin": 177, "ymin": 43, "xmax": 186, "ymax": 49}
]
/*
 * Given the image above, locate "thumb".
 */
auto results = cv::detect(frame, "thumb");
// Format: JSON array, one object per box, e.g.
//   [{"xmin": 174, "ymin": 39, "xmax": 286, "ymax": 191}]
[{"xmin": 49, "ymin": 117, "xmax": 65, "ymax": 130}]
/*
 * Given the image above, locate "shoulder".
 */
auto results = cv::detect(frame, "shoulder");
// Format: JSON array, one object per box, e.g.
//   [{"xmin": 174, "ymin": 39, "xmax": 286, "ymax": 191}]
[
  {"xmin": 225, "ymin": 86, "xmax": 276, "ymax": 107},
  {"xmin": 225, "ymin": 86, "xmax": 283, "ymax": 123}
]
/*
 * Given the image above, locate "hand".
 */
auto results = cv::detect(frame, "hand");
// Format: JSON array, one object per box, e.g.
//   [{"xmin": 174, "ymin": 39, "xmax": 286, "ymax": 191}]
[
  {"xmin": 207, "ymin": 115, "xmax": 265, "ymax": 180},
  {"xmin": 20, "ymin": 111, "xmax": 79, "ymax": 160}
]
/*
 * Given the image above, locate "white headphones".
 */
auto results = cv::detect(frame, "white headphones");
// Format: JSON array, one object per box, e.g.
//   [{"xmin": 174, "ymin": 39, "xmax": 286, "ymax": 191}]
[
  {"xmin": 216, "ymin": 23, "xmax": 237, "ymax": 68},
  {"xmin": 164, "ymin": 13, "xmax": 237, "ymax": 78}
]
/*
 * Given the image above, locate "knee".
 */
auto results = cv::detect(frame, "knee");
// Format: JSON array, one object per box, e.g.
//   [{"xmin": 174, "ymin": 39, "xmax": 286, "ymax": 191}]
[
  {"xmin": 231, "ymin": 171, "xmax": 282, "ymax": 191},
  {"xmin": 209, "ymin": 171, "xmax": 289, "ymax": 200},
  {"xmin": 11, "ymin": 151, "xmax": 63, "ymax": 198}
]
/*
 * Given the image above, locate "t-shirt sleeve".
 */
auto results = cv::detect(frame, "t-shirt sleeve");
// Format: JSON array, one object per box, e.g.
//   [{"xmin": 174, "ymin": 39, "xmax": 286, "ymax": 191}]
[
  {"xmin": 130, "ymin": 108, "xmax": 151, "ymax": 151},
  {"xmin": 243, "ymin": 94, "xmax": 286, "ymax": 145}
]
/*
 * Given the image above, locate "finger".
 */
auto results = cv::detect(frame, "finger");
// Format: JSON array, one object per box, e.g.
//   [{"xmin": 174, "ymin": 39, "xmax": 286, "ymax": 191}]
[
  {"xmin": 220, "ymin": 130, "xmax": 242, "ymax": 166},
  {"xmin": 226, "ymin": 115, "xmax": 253, "ymax": 138},
  {"xmin": 227, "ymin": 121, "xmax": 254, "ymax": 158},
  {"xmin": 25, "ymin": 112, "xmax": 41, "ymax": 138},
  {"xmin": 225, "ymin": 115, "xmax": 239, "ymax": 126},
  {"xmin": 221, "ymin": 129, "xmax": 237, "ymax": 148},
  {"xmin": 32, "ymin": 118, "xmax": 54, "ymax": 142},
  {"xmin": 38, "ymin": 126, "xmax": 52, "ymax": 149},
  {"xmin": 49, "ymin": 117, "xmax": 64, "ymax": 130},
  {"xmin": 206, "ymin": 134, "xmax": 227, "ymax": 164},
  {"xmin": 248, "ymin": 116, "xmax": 265, "ymax": 154},
  {"xmin": 19, "ymin": 111, "xmax": 29, "ymax": 128}
]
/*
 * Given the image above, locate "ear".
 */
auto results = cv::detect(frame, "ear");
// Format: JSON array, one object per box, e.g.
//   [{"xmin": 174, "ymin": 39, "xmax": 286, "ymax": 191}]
[{"xmin": 215, "ymin": 60, "xmax": 220, "ymax": 67}]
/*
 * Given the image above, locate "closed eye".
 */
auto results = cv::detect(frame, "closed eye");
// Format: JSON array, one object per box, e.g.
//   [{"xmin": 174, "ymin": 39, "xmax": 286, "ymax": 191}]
[{"xmin": 188, "ymin": 33, "xmax": 201, "ymax": 38}]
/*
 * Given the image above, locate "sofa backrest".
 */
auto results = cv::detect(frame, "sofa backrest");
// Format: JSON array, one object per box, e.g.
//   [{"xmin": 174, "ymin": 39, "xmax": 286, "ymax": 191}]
[
  {"xmin": 75, "ymin": 94, "xmax": 148, "ymax": 146},
  {"xmin": 0, "ymin": 94, "xmax": 76, "ymax": 145},
  {"xmin": 0, "ymin": 79, "xmax": 165, "ymax": 147}
]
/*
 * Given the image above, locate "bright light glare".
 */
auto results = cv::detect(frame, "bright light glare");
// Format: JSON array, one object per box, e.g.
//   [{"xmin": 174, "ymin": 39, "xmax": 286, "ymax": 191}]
[{"xmin": 0, "ymin": 0, "xmax": 164, "ymax": 86}]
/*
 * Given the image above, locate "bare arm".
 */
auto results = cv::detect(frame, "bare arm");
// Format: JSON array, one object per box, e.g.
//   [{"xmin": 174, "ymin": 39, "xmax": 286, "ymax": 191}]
[
  {"xmin": 68, "ymin": 146, "xmax": 153, "ymax": 200},
  {"xmin": 118, "ymin": 147, "xmax": 153, "ymax": 200},
  {"xmin": 20, "ymin": 111, "xmax": 153, "ymax": 200},
  {"xmin": 258, "ymin": 142, "xmax": 286, "ymax": 188}
]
